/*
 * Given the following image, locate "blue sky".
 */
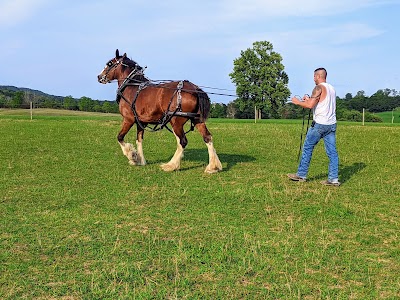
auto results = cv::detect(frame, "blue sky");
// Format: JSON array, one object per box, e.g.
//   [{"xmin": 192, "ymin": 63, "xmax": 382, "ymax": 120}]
[{"xmin": 1, "ymin": 0, "xmax": 399, "ymax": 103}]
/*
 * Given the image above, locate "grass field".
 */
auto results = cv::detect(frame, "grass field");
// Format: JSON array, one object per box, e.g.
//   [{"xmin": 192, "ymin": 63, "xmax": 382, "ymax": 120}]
[
  {"xmin": 376, "ymin": 108, "xmax": 400, "ymax": 123},
  {"xmin": 1, "ymin": 109, "xmax": 399, "ymax": 299}
]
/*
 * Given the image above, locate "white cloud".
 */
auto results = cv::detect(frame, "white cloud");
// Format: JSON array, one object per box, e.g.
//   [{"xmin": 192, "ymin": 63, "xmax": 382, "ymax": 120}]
[
  {"xmin": 328, "ymin": 23, "xmax": 384, "ymax": 44},
  {"xmin": 0, "ymin": 0, "xmax": 49, "ymax": 27},
  {"xmin": 218, "ymin": 0, "xmax": 397, "ymax": 19},
  {"xmin": 270, "ymin": 22, "xmax": 384, "ymax": 46}
]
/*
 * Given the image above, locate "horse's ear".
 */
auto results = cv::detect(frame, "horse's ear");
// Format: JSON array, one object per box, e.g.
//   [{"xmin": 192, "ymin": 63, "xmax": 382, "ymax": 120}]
[
  {"xmin": 123, "ymin": 53, "xmax": 127, "ymax": 57},
  {"xmin": 116, "ymin": 49, "xmax": 120, "ymax": 58}
]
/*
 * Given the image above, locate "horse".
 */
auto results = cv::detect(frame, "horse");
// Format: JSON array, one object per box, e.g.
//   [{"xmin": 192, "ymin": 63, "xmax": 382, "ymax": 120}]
[{"xmin": 97, "ymin": 49, "xmax": 222, "ymax": 173}]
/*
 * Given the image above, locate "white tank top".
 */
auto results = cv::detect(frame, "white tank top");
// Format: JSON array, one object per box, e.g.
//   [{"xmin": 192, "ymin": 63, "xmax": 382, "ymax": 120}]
[{"xmin": 313, "ymin": 82, "xmax": 336, "ymax": 125}]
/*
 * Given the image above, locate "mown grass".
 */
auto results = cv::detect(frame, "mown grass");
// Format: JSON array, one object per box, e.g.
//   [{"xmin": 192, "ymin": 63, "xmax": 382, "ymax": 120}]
[
  {"xmin": 376, "ymin": 108, "xmax": 400, "ymax": 123},
  {"xmin": 1, "ymin": 109, "xmax": 399, "ymax": 299}
]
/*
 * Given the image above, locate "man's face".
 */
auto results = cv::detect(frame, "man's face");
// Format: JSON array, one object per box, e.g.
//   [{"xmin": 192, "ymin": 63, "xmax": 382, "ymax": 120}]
[{"xmin": 313, "ymin": 72, "xmax": 320, "ymax": 85}]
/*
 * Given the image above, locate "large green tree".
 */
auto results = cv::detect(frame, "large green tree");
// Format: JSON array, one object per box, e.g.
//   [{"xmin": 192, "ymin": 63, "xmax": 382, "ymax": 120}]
[{"xmin": 229, "ymin": 41, "xmax": 290, "ymax": 118}]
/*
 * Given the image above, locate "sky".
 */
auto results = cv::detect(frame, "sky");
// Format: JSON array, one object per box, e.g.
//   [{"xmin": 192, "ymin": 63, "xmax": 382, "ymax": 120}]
[{"xmin": 1, "ymin": 0, "xmax": 399, "ymax": 104}]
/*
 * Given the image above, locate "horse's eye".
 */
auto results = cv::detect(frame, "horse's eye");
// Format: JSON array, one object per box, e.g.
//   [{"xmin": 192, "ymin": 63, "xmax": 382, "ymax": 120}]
[{"xmin": 107, "ymin": 61, "xmax": 113, "ymax": 67}]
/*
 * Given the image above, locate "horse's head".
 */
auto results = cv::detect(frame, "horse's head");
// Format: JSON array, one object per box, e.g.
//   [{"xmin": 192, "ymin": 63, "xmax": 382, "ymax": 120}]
[{"xmin": 97, "ymin": 49, "xmax": 143, "ymax": 84}]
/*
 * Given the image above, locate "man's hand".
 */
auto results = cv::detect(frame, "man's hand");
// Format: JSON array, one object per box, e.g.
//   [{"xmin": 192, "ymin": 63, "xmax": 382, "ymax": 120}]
[{"xmin": 291, "ymin": 96, "xmax": 302, "ymax": 105}]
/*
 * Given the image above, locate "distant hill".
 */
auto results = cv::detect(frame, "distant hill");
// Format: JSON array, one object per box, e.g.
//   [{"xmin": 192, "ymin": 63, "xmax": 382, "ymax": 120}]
[
  {"xmin": 0, "ymin": 85, "xmax": 119, "ymax": 112},
  {"xmin": 0, "ymin": 85, "xmax": 66, "ymax": 101}
]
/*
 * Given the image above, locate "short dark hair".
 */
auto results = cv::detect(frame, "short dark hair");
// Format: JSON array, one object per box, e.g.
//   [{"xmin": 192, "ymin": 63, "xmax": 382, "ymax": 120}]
[{"xmin": 314, "ymin": 67, "xmax": 327, "ymax": 78}]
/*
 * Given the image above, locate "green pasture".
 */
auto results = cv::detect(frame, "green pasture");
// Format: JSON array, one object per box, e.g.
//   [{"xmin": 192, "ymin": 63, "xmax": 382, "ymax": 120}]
[
  {"xmin": 1, "ymin": 109, "xmax": 399, "ymax": 299},
  {"xmin": 376, "ymin": 108, "xmax": 400, "ymax": 123}
]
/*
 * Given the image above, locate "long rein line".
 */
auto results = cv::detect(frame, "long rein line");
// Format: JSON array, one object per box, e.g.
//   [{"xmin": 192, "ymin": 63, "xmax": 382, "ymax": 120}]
[{"xmin": 109, "ymin": 78, "xmax": 238, "ymax": 98}]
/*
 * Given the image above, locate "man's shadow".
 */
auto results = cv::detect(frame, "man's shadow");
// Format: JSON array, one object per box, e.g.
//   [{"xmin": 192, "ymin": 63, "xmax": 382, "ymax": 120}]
[{"xmin": 309, "ymin": 162, "xmax": 366, "ymax": 184}]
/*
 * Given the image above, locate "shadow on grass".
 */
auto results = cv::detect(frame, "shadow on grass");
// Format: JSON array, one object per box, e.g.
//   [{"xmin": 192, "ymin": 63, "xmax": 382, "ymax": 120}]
[
  {"xmin": 186, "ymin": 149, "xmax": 256, "ymax": 171},
  {"xmin": 339, "ymin": 162, "xmax": 367, "ymax": 183},
  {"xmin": 309, "ymin": 162, "xmax": 366, "ymax": 184},
  {"xmin": 149, "ymin": 148, "xmax": 256, "ymax": 172}
]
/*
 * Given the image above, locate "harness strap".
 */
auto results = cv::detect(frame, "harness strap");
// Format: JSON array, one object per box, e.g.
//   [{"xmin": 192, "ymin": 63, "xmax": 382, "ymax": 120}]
[{"xmin": 117, "ymin": 79, "xmax": 199, "ymax": 134}]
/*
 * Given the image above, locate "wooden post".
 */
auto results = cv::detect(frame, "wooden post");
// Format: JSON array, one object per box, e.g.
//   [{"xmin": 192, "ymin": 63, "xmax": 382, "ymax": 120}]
[
  {"xmin": 362, "ymin": 108, "xmax": 365, "ymax": 125},
  {"xmin": 254, "ymin": 106, "xmax": 257, "ymax": 123},
  {"xmin": 392, "ymin": 109, "xmax": 394, "ymax": 124},
  {"xmin": 30, "ymin": 102, "xmax": 33, "ymax": 120}
]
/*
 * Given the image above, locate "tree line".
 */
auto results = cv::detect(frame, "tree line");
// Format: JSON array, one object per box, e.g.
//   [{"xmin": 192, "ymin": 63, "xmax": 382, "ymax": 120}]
[
  {"xmin": 210, "ymin": 89, "xmax": 400, "ymax": 122},
  {"xmin": 2, "ymin": 85, "xmax": 398, "ymax": 123},
  {"xmin": 0, "ymin": 87, "xmax": 119, "ymax": 113}
]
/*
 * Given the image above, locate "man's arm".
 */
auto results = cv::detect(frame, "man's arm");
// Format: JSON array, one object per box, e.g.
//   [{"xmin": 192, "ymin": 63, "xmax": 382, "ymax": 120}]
[{"xmin": 291, "ymin": 85, "xmax": 322, "ymax": 109}]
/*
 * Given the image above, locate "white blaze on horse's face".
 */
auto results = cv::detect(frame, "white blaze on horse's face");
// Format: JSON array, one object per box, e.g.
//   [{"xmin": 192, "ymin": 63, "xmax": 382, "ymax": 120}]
[
  {"xmin": 97, "ymin": 66, "xmax": 109, "ymax": 84},
  {"xmin": 97, "ymin": 59, "xmax": 119, "ymax": 84}
]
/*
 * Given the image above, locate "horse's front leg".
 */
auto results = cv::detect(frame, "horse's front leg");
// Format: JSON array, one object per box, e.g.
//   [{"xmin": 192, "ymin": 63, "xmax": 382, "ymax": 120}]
[
  {"xmin": 135, "ymin": 125, "xmax": 146, "ymax": 166},
  {"xmin": 118, "ymin": 120, "xmax": 138, "ymax": 165},
  {"xmin": 160, "ymin": 121, "xmax": 187, "ymax": 172}
]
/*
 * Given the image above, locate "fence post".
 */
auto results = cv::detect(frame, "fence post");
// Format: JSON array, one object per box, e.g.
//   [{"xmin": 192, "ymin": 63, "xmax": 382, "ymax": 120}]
[
  {"xmin": 392, "ymin": 109, "xmax": 394, "ymax": 124},
  {"xmin": 362, "ymin": 108, "xmax": 365, "ymax": 125}
]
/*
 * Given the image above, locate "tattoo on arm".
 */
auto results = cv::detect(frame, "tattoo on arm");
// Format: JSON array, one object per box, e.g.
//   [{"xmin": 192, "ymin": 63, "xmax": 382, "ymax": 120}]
[{"xmin": 311, "ymin": 85, "xmax": 322, "ymax": 100}]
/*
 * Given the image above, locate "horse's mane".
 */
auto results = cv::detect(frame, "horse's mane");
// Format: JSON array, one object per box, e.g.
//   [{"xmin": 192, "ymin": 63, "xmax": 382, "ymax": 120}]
[{"xmin": 122, "ymin": 56, "xmax": 148, "ymax": 82}]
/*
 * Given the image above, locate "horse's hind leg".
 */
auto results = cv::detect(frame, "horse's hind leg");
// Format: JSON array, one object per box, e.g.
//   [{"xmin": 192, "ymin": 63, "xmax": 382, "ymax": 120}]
[
  {"xmin": 118, "ymin": 120, "xmax": 138, "ymax": 165},
  {"xmin": 135, "ymin": 126, "xmax": 146, "ymax": 165},
  {"xmin": 160, "ymin": 120, "xmax": 187, "ymax": 172},
  {"xmin": 195, "ymin": 122, "xmax": 222, "ymax": 173}
]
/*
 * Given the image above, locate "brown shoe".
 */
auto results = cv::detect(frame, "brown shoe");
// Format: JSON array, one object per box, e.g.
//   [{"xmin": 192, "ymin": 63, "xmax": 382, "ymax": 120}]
[
  {"xmin": 320, "ymin": 180, "xmax": 341, "ymax": 187},
  {"xmin": 287, "ymin": 173, "xmax": 306, "ymax": 182}
]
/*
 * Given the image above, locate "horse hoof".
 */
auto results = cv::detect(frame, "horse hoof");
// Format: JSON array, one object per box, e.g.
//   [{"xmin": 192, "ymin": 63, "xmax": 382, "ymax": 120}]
[
  {"xmin": 205, "ymin": 167, "xmax": 220, "ymax": 174},
  {"xmin": 128, "ymin": 160, "xmax": 137, "ymax": 166},
  {"xmin": 160, "ymin": 163, "xmax": 178, "ymax": 172}
]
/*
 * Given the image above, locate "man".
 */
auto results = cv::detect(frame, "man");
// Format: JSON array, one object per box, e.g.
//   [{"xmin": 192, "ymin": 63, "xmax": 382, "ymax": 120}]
[{"xmin": 287, "ymin": 67, "xmax": 340, "ymax": 186}]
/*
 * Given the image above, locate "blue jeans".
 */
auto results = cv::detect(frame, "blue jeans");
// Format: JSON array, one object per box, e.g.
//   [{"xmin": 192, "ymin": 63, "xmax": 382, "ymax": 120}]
[{"xmin": 297, "ymin": 123, "xmax": 339, "ymax": 181}]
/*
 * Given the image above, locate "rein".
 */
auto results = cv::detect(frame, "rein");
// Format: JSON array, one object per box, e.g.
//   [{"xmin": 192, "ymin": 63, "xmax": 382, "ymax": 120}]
[
  {"xmin": 294, "ymin": 94, "xmax": 312, "ymax": 162},
  {"xmin": 298, "ymin": 108, "xmax": 312, "ymax": 162}
]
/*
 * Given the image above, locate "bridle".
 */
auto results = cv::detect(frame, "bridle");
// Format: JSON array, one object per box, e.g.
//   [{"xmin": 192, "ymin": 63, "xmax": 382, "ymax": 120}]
[{"xmin": 98, "ymin": 58, "xmax": 124, "ymax": 83}]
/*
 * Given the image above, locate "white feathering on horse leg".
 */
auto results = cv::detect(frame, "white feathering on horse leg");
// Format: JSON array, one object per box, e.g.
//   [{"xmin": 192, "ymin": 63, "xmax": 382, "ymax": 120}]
[
  {"xmin": 119, "ymin": 142, "xmax": 138, "ymax": 165},
  {"xmin": 160, "ymin": 135, "xmax": 184, "ymax": 171},
  {"xmin": 205, "ymin": 141, "xmax": 222, "ymax": 173},
  {"xmin": 136, "ymin": 140, "xmax": 146, "ymax": 165}
]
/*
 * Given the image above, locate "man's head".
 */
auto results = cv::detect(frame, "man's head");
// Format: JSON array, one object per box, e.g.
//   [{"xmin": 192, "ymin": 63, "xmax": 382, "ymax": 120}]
[{"xmin": 314, "ymin": 67, "xmax": 327, "ymax": 84}]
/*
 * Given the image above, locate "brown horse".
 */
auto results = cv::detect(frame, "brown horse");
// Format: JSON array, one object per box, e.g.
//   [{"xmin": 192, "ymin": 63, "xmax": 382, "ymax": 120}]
[{"xmin": 97, "ymin": 49, "xmax": 222, "ymax": 173}]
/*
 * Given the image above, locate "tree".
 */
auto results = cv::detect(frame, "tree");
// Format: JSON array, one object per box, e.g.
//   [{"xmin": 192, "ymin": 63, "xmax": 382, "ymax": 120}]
[
  {"xmin": 355, "ymin": 90, "xmax": 366, "ymax": 98},
  {"xmin": 345, "ymin": 93, "xmax": 352, "ymax": 100},
  {"xmin": 10, "ymin": 91, "xmax": 24, "ymax": 108},
  {"xmin": 63, "ymin": 96, "xmax": 78, "ymax": 110},
  {"xmin": 348, "ymin": 90, "xmax": 367, "ymax": 112},
  {"xmin": 78, "ymin": 96, "xmax": 93, "ymax": 111},
  {"xmin": 229, "ymin": 41, "xmax": 290, "ymax": 118},
  {"xmin": 210, "ymin": 103, "xmax": 227, "ymax": 118},
  {"xmin": 0, "ymin": 94, "xmax": 6, "ymax": 108},
  {"xmin": 226, "ymin": 102, "xmax": 237, "ymax": 119},
  {"xmin": 102, "ymin": 101, "xmax": 113, "ymax": 113}
]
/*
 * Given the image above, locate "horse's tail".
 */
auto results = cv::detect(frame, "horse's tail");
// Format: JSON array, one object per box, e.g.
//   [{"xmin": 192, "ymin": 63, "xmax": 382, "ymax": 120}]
[{"xmin": 196, "ymin": 87, "xmax": 210, "ymax": 122}]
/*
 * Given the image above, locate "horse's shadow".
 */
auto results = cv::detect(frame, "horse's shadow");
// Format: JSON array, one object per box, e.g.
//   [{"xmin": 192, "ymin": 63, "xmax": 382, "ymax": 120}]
[
  {"xmin": 309, "ymin": 162, "xmax": 366, "ymax": 184},
  {"xmin": 149, "ymin": 148, "xmax": 256, "ymax": 172}
]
